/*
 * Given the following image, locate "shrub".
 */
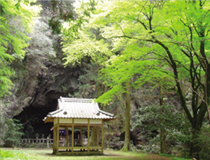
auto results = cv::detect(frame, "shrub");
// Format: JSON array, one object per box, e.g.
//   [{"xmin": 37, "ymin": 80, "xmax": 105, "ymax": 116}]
[
  {"xmin": 0, "ymin": 115, "xmax": 23, "ymax": 147},
  {"xmin": 197, "ymin": 124, "xmax": 210, "ymax": 160}
]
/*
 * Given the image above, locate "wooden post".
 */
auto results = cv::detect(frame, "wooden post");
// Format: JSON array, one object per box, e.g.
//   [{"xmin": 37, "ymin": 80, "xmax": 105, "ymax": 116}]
[
  {"xmin": 80, "ymin": 126, "xmax": 83, "ymax": 146},
  {"xmin": 101, "ymin": 120, "xmax": 104, "ymax": 152},
  {"xmin": 56, "ymin": 124, "xmax": 59, "ymax": 151},
  {"xmin": 47, "ymin": 136, "xmax": 50, "ymax": 148},
  {"xmin": 72, "ymin": 119, "xmax": 74, "ymax": 152},
  {"xmin": 88, "ymin": 119, "xmax": 90, "ymax": 152},
  {"xmin": 66, "ymin": 127, "xmax": 68, "ymax": 147},
  {"xmin": 36, "ymin": 133, "xmax": 39, "ymax": 143},
  {"xmin": 53, "ymin": 127, "xmax": 56, "ymax": 153}
]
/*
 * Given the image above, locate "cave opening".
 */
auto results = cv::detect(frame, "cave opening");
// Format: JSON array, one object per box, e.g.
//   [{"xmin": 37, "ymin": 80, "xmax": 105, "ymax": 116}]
[{"xmin": 14, "ymin": 92, "xmax": 63, "ymax": 138}]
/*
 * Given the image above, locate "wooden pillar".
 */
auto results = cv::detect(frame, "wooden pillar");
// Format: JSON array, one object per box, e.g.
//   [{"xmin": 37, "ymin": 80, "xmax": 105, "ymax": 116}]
[
  {"xmin": 53, "ymin": 126, "xmax": 56, "ymax": 153},
  {"xmin": 53, "ymin": 127, "xmax": 56, "ymax": 148},
  {"xmin": 88, "ymin": 119, "xmax": 90, "ymax": 152},
  {"xmin": 80, "ymin": 126, "xmax": 83, "ymax": 146},
  {"xmin": 47, "ymin": 135, "xmax": 50, "ymax": 148},
  {"xmin": 72, "ymin": 119, "xmax": 74, "ymax": 152},
  {"xmin": 66, "ymin": 127, "xmax": 68, "ymax": 147},
  {"xmin": 101, "ymin": 120, "xmax": 104, "ymax": 152},
  {"xmin": 56, "ymin": 124, "xmax": 59, "ymax": 151}
]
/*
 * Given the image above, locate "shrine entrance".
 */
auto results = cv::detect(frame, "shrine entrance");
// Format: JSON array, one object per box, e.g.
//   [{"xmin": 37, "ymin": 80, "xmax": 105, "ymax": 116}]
[{"xmin": 52, "ymin": 119, "xmax": 104, "ymax": 155}]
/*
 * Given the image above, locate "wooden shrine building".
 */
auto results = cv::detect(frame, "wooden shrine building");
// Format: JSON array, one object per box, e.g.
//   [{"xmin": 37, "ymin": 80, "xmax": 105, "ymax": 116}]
[{"xmin": 44, "ymin": 97, "xmax": 115, "ymax": 155}]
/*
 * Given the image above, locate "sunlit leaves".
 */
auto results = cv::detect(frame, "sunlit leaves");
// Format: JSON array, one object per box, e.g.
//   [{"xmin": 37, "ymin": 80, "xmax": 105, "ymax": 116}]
[
  {"xmin": 95, "ymin": 85, "xmax": 124, "ymax": 105},
  {"xmin": 63, "ymin": 0, "xmax": 210, "ymax": 114},
  {"xmin": 63, "ymin": 29, "xmax": 111, "ymax": 66},
  {"xmin": 0, "ymin": 0, "xmax": 41, "ymax": 97}
]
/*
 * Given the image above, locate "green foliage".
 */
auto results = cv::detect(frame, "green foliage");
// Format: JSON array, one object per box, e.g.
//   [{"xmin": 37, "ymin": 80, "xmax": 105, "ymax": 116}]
[
  {"xmin": 62, "ymin": 0, "xmax": 210, "ymax": 158},
  {"xmin": 49, "ymin": 0, "xmax": 76, "ymax": 34},
  {"xmin": 0, "ymin": 0, "xmax": 41, "ymax": 97},
  {"xmin": 89, "ymin": 1, "xmax": 210, "ymax": 157},
  {"xmin": 133, "ymin": 104, "xmax": 186, "ymax": 130},
  {"xmin": 74, "ymin": 63, "xmax": 99, "ymax": 98},
  {"xmin": 132, "ymin": 104, "xmax": 191, "ymax": 155},
  {"xmin": 197, "ymin": 123, "xmax": 210, "ymax": 160},
  {"xmin": 0, "ymin": 116, "xmax": 23, "ymax": 147},
  {"xmin": 92, "ymin": 0, "xmax": 210, "ymax": 104},
  {"xmin": 95, "ymin": 45, "xmax": 174, "ymax": 105},
  {"xmin": 62, "ymin": 0, "xmax": 112, "ymax": 66}
]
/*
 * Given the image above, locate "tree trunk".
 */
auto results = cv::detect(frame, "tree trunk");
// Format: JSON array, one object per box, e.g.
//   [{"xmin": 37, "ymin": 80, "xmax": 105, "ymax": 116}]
[
  {"xmin": 122, "ymin": 80, "xmax": 131, "ymax": 151},
  {"xmin": 189, "ymin": 102, "xmax": 206, "ymax": 159},
  {"xmin": 159, "ymin": 85, "xmax": 166, "ymax": 153},
  {"xmin": 160, "ymin": 128, "xmax": 166, "ymax": 153},
  {"xmin": 204, "ymin": 62, "xmax": 210, "ymax": 123},
  {"xmin": 190, "ymin": 129, "xmax": 200, "ymax": 159}
]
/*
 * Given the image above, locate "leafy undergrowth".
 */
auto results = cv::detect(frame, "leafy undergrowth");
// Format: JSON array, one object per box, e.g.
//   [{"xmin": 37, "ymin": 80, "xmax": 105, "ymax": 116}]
[{"xmin": 0, "ymin": 148, "xmax": 190, "ymax": 160}]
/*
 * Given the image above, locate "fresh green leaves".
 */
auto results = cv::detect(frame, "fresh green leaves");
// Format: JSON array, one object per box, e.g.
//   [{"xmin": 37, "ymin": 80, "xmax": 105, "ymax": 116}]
[
  {"xmin": 63, "ymin": 0, "xmax": 210, "ymax": 123},
  {"xmin": 0, "ymin": 0, "xmax": 40, "ymax": 97}
]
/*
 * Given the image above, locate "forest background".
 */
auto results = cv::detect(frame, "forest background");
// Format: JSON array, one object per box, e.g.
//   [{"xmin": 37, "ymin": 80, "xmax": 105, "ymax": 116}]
[{"xmin": 0, "ymin": 0, "xmax": 210, "ymax": 160}]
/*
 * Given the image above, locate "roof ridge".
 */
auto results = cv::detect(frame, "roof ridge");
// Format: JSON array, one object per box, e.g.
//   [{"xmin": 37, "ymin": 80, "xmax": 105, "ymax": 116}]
[
  {"xmin": 60, "ymin": 97, "xmax": 94, "ymax": 103},
  {"xmin": 61, "ymin": 97, "xmax": 94, "ymax": 99},
  {"xmin": 99, "ymin": 109, "xmax": 114, "ymax": 117}
]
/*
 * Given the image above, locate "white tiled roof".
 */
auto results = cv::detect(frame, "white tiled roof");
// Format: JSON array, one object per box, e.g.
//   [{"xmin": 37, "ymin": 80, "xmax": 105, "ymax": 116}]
[{"xmin": 44, "ymin": 97, "xmax": 115, "ymax": 121}]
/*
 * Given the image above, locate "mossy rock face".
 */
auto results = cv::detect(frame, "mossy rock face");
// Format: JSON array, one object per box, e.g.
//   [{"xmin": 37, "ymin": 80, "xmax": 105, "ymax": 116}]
[
  {"xmin": 0, "ymin": 4, "xmax": 82, "ymax": 140},
  {"xmin": 10, "ymin": 57, "xmax": 82, "ymax": 137}
]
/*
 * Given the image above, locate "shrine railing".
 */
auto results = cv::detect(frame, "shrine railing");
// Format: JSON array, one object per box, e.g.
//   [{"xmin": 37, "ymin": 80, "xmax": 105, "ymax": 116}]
[{"xmin": 19, "ymin": 134, "xmax": 53, "ymax": 148}]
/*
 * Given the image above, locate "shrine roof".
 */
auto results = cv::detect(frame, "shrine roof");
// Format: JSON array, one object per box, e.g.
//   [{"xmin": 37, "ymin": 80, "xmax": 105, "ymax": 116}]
[{"xmin": 44, "ymin": 97, "xmax": 115, "ymax": 123}]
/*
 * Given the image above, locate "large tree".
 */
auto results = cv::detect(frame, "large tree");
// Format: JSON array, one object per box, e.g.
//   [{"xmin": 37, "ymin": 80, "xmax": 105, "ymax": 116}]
[
  {"xmin": 62, "ymin": 0, "xmax": 210, "ymax": 158},
  {"xmin": 95, "ymin": 40, "xmax": 173, "ymax": 151},
  {"xmin": 62, "ymin": 0, "xmax": 175, "ymax": 152},
  {"xmin": 90, "ymin": 0, "xmax": 210, "ymax": 158}
]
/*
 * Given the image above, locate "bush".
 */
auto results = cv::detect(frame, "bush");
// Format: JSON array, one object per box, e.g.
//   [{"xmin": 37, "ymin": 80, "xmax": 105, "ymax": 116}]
[
  {"xmin": 0, "ymin": 115, "xmax": 23, "ymax": 147},
  {"xmin": 132, "ymin": 104, "xmax": 191, "ymax": 156},
  {"xmin": 197, "ymin": 124, "xmax": 210, "ymax": 160}
]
